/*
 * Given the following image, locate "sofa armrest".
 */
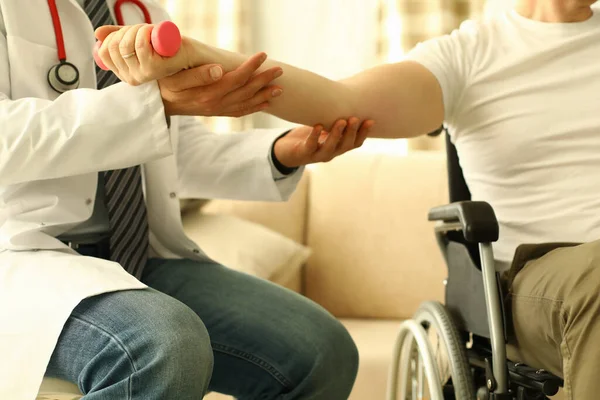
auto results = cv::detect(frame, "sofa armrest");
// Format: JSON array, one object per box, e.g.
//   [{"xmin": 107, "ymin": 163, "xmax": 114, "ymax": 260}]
[{"xmin": 428, "ymin": 201, "xmax": 499, "ymax": 243}]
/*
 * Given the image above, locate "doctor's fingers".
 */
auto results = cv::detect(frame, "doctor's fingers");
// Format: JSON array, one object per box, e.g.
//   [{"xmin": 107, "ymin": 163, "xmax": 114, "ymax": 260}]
[
  {"xmin": 161, "ymin": 52, "xmax": 268, "ymax": 94},
  {"xmin": 354, "ymin": 120, "xmax": 375, "ymax": 148},
  {"xmin": 303, "ymin": 125, "xmax": 324, "ymax": 154},
  {"xmin": 160, "ymin": 68, "xmax": 280, "ymax": 115},
  {"xmin": 167, "ymin": 82, "xmax": 276, "ymax": 117},
  {"xmin": 219, "ymin": 85, "xmax": 283, "ymax": 117},
  {"xmin": 159, "ymin": 64, "xmax": 224, "ymax": 92},
  {"xmin": 222, "ymin": 52, "xmax": 269, "ymax": 91},
  {"xmin": 330, "ymin": 119, "xmax": 375, "ymax": 156},
  {"xmin": 219, "ymin": 67, "xmax": 283, "ymax": 105},
  {"xmin": 335, "ymin": 117, "xmax": 361, "ymax": 153},
  {"xmin": 313, "ymin": 120, "xmax": 348, "ymax": 162}
]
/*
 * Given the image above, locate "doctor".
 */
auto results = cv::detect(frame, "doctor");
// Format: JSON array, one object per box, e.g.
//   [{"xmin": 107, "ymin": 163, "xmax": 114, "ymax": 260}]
[{"xmin": 0, "ymin": 1, "xmax": 374, "ymax": 399}]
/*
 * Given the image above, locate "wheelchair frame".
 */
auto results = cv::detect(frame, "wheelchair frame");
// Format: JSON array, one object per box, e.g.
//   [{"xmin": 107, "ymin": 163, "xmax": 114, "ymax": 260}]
[
  {"xmin": 432, "ymin": 207, "xmax": 508, "ymax": 397},
  {"xmin": 386, "ymin": 128, "xmax": 562, "ymax": 400}
]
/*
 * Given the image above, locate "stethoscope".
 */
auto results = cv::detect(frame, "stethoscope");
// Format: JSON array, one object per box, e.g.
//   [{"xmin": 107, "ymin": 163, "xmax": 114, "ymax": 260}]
[{"xmin": 47, "ymin": 0, "xmax": 153, "ymax": 93}]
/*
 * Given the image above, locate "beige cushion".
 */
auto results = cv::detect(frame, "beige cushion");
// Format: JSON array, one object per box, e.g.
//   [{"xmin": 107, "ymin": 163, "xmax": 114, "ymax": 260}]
[
  {"xmin": 37, "ymin": 378, "xmax": 82, "ymax": 399},
  {"xmin": 342, "ymin": 319, "xmax": 402, "ymax": 400},
  {"xmin": 180, "ymin": 198, "xmax": 210, "ymax": 214},
  {"xmin": 202, "ymin": 174, "xmax": 309, "ymax": 245},
  {"xmin": 305, "ymin": 151, "xmax": 448, "ymax": 319},
  {"xmin": 183, "ymin": 213, "xmax": 310, "ymax": 282},
  {"xmin": 200, "ymin": 174, "xmax": 310, "ymax": 293}
]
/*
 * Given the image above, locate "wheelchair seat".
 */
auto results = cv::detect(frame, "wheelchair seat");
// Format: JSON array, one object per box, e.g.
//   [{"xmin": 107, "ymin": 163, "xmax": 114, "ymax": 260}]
[{"xmin": 386, "ymin": 129, "xmax": 563, "ymax": 400}]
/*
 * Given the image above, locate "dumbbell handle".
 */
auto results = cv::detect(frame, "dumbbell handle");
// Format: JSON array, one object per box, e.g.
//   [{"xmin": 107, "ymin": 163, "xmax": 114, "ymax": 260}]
[{"xmin": 93, "ymin": 21, "xmax": 181, "ymax": 71}]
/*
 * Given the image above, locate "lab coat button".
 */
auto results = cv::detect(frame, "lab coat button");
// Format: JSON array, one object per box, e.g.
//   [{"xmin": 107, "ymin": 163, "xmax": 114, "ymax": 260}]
[
  {"xmin": 85, "ymin": 198, "xmax": 93, "ymax": 205},
  {"xmin": 169, "ymin": 192, "xmax": 177, "ymax": 199}
]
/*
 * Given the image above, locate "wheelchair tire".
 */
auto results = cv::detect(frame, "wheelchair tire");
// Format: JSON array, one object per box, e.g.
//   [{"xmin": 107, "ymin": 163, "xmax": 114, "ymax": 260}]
[{"xmin": 413, "ymin": 301, "xmax": 475, "ymax": 399}]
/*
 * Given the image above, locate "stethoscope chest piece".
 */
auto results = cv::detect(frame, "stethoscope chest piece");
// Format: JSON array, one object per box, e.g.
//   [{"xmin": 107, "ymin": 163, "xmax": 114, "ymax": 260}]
[{"xmin": 48, "ymin": 60, "xmax": 80, "ymax": 93}]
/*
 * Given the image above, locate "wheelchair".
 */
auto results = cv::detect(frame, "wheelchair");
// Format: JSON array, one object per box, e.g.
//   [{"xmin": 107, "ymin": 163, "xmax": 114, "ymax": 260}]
[{"xmin": 386, "ymin": 128, "xmax": 564, "ymax": 400}]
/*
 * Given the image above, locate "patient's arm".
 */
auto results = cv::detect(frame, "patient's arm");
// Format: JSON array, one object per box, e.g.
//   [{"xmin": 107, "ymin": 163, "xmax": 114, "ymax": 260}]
[
  {"xmin": 191, "ymin": 44, "xmax": 444, "ymax": 139},
  {"xmin": 96, "ymin": 25, "xmax": 444, "ymax": 139}
]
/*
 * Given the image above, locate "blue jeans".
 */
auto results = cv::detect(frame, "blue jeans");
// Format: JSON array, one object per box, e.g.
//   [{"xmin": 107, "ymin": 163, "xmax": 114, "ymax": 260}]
[{"xmin": 44, "ymin": 258, "xmax": 359, "ymax": 399}]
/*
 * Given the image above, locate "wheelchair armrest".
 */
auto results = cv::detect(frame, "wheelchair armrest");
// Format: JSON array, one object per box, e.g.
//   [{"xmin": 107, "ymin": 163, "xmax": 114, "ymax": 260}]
[{"xmin": 428, "ymin": 201, "xmax": 499, "ymax": 243}]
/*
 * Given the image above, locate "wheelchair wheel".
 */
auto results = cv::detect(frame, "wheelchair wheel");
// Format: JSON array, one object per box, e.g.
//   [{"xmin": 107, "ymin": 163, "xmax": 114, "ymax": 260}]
[{"xmin": 387, "ymin": 301, "xmax": 475, "ymax": 400}]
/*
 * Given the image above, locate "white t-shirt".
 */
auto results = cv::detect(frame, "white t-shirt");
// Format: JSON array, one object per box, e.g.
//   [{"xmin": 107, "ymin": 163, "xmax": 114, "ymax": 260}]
[{"xmin": 406, "ymin": 9, "xmax": 600, "ymax": 270}]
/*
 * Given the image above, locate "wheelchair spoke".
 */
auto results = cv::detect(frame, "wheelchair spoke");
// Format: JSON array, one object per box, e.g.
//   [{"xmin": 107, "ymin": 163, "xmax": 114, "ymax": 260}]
[
  {"xmin": 417, "ymin": 352, "xmax": 425, "ymax": 399},
  {"xmin": 411, "ymin": 354, "xmax": 418, "ymax": 400},
  {"xmin": 400, "ymin": 333, "xmax": 416, "ymax": 400}
]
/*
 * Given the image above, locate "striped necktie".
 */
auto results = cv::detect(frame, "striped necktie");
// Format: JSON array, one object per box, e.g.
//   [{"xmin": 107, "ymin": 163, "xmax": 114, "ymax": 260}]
[{"xmin": 85, "ymin": 0, "xmax": 150, "ymax": 279}]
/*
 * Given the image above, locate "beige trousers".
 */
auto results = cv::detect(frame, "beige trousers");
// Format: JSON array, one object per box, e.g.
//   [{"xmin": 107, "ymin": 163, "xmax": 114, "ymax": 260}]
[{"xmin": 506, "ymin": 240, "xmax": 600, "ymax": 400}]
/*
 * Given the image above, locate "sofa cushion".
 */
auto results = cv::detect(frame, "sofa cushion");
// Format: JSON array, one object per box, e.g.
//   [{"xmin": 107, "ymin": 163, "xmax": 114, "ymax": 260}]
[
  {"xmin": 306, "ymin": 151, "xmax": 448, "ymax": 319},
  {"xmin": 341, "ymin": 318, "xmax": 402, "ymax": 400},
  {"xmin": 37, "ymin": 377, "xmax": 82, "ymax": 399},
  {"xmin": 202, "ymin": 174, "xmax": 309, "ymax": 246},
  {"xmin": 183, "ymin": 213, "xmax": 310, "ymax": 282},
  {"xmin": 200, "ymin": 174, "xmax": 310, "ymax": 292}
]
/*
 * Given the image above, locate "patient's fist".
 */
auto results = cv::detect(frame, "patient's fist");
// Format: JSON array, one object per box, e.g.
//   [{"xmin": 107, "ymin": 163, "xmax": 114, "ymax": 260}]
[{"xmin": 95, "ymin": 24, "xmax": 193, "ymax": 85}]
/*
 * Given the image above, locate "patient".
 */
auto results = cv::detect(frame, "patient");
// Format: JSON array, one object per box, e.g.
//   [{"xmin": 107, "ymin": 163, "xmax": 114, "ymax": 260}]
[{"xmin": 98, "ymin": 0, "xmax": 600, "ymax": 397}]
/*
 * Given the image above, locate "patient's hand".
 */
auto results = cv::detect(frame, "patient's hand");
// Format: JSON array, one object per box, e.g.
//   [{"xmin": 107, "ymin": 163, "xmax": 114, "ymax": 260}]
[
  {"xmin": 274, "ymin": 118, "xmax": 375, "ymax": 168},
  {"xmin": 95, "ymin": 24, "xmax": 283, "ymax": 117},
  {"xmin": 96, "ymin": 24, "xmax": 205, "ymax": 82}
]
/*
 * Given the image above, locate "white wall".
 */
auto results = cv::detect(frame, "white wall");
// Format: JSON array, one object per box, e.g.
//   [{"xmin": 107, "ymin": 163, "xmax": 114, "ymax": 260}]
[
  {"xmin": 249, "ymin": 0, "xmax": 381, "ymax": 130},
  {"xmin": 484, "ymin": 0, "xmax": 514, "ymax": 15}
]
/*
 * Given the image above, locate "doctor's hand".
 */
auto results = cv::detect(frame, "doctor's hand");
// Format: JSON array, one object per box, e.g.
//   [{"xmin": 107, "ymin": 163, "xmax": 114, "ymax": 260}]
[
  {"xmin": 274, "ymin": 118, "xmax": 375, "ymax": 168},
  {"xmin": 95, "ymin": 25, "xmax": 283, "ymax": 117},
  {"xmin": 158, "ymin": 53, "xmax": 283, "ymax": 117}
]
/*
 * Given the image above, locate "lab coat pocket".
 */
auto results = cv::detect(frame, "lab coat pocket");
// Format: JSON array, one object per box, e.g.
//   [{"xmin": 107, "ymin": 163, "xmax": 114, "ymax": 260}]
[{"xmin": 6, "ymin": 36, "xmax": 62, "ymax": 100}]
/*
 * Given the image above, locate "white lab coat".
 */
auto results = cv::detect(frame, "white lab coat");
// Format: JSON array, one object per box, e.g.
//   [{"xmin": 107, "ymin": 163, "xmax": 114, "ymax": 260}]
[{"xmin": 0, "ymin": 1, "xmax": 302, "ymax": 398}]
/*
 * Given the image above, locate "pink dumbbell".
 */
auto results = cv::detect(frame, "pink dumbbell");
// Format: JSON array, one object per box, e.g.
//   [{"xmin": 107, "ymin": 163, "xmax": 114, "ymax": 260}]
[{"xmin": 93, "ymin": 21, "xmax": 182, "ymax": 71}]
